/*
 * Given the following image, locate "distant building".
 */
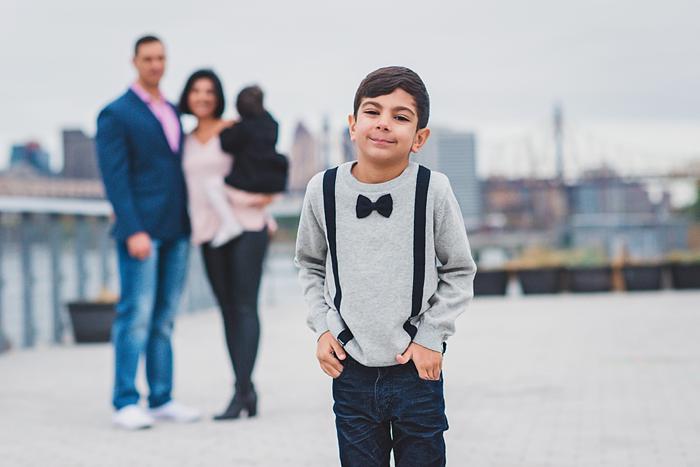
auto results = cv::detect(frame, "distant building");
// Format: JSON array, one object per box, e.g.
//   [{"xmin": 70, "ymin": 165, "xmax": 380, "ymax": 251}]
[
  {"xmin": 0, "ymin": 173, "xmax": 104, "ymax": 198},
  {"xmin": 62, "ymin": 129, "xmax": 99, "ymax": 179},
  {"xmin": 567, "ymin": 168, "xmax": 686, "ymax": 258},
  {"xmin": 319, "ymin": 115, "xmax": 331, "ymax": 169},
  {"xmin": 288, "ymin": 122, "xmax": 322, "ymax": 193},
  {"xmin": 481, "ymin": 167, "xmax": 688, "ymax": 258},
  {"xmin": 482, "ymin": 178, "xmax": 568, "ymax": 230},
  {"xmin": 8, "ymin": 141, "xmax": 52, "ymax": 175},
  {"xmin": 568, "ymin": 167, "xmax": 655, "ymax": 215},
  {"xmin": 413, "ymin": 128, "xmax": 481, "ymax": 228},
  {"xmin": 340, "ymin": 128, "xmax": 355, "ymax": 163}
]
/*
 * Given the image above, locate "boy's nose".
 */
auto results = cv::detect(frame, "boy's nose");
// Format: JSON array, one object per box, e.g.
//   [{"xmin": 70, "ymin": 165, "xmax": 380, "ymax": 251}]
[{"xmin": 375, "ymin": 118, "xmax": 390, "ymax": 131}]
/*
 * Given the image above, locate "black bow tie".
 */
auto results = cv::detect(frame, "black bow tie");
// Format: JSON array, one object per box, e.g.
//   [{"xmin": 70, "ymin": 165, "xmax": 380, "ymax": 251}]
[{"xmin": 356, "ymin": 194, "xmax": 393, "ymax": 219}]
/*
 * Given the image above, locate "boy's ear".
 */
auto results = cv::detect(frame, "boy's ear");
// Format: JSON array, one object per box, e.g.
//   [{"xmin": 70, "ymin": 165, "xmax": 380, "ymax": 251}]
[
  {"xmin": 411, "ymin": 127, "xmax": 431, "ymax": 153},
  {"xmin": 348, "ymin": 114, "xmax": 357, "ymax": 141}
]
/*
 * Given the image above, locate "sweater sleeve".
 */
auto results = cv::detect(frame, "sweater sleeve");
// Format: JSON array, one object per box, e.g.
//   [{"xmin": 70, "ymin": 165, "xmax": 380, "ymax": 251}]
[
  {"xmin": 294, "ymin": 175, "xmax": 331, "ymax": 340},
  {"xmin": 412, "ymin": 177, "xmax": 477, "ymax": 353}
]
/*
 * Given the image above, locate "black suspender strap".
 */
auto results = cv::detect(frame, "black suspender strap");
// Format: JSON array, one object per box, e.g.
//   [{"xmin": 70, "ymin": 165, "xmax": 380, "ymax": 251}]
[
  {"xmin": 323, "ymin": 167, "xmax": 354, "ymax": 346},
  {"xmin": 403, "ymin": 165, "xmax": 431, "ymax": 340}
]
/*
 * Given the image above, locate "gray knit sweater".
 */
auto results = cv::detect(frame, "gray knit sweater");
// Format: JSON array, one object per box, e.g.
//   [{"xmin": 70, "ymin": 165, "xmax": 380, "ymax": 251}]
[{"xmin": 294, "ymin": 162, "xmax": 476, "ymax": 367}]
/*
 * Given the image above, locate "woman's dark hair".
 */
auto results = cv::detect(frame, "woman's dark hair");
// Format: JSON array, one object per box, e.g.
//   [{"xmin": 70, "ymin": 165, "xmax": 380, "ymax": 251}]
[
  {"xmin": 353, "ymin": 66, "xmax": 430, "ymax": 129},
  {"xmin": 236, "ymin": 85, "xmax": 265, "ymax": 118},
  {"xmin": 178, "ymin": 69, "xmax": 226, "ymax": 118}
]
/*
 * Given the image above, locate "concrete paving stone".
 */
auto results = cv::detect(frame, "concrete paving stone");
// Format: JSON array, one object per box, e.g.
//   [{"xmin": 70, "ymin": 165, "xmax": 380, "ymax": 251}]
[{"xmin": 1, "ymin": 290, "xmax": 700, "ymax": 466}]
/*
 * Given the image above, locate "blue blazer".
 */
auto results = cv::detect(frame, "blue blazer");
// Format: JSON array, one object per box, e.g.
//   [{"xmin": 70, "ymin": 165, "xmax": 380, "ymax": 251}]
[{"xmin": 96, "ymin": 89, "xmax": 190, "ymax": 241}]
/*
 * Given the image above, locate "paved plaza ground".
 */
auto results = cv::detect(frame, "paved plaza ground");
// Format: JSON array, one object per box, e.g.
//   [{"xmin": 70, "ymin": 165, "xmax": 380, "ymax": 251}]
[{"xmin": 2, "ymin": 290, "xmax": 700, "ymax": 466}]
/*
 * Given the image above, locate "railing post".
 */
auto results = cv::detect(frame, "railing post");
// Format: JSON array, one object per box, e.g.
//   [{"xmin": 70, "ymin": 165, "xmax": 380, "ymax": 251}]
[
  {"xmin": 0, "ymin": 212, "xmax": 9, "ymax": 352},
  {"xmin": 99, "ymin": 216, "xmax": 112, "ymax": 292},
  {"xmin": 49, "ymin": 214, "xmax": 65, "ymax": 344},
  {"xmin": 20, "ymin": 212, "xmax": 36, "ymax": 348},
  {"xmin": 75, "ymin": 215, "xmax": 88, "ymax": 300}
]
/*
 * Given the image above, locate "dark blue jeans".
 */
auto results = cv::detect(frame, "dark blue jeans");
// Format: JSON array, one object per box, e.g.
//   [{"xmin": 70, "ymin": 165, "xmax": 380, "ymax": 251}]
[
  {"xmin": 332, "ymin": 356, "xmax": 448, "ymax": 467},
  {"xmin": 112, "ymin": 237, "xmax": 189, "ymax": 410}
]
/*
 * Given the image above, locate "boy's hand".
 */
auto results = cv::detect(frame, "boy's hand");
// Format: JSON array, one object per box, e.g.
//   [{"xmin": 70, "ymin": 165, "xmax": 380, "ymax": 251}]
[
  {"xmin": 316, "ymin": 331, "xmax": 346, "ymax": 378},
  {"xmin": 396, "ymin": 342, "xmax": 442, "ymax": 381}
]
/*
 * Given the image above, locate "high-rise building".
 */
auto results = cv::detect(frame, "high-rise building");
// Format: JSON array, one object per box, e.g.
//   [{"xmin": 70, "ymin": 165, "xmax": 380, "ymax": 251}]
[
  {"xmin": 62, "ymin": 129, "xmax": 99, "ymax": 179},
  {"xmin": 553, "ymin": 102, "xmax": 564, "ymax": 181},
  {"xmin": 482, "ymin": 178, "xmax": 568, "ymax": 230},
  {"xmin": 320, "ymin": 115, "xmax": 331, "ymax": 169},
  {"xmin": 340, "ymin": 127, "xmax": 355, "ymax": 163},
  {"xmin": 9, "ymin": 141, "xmax": 52, "ymax": 175},
  {"xmin": 413, "ymin": 128, "xmax": 481, "ymax": 228},
  {"xmin": 288, "ymin": 122, "xmax": 322, "ymax": 193}
]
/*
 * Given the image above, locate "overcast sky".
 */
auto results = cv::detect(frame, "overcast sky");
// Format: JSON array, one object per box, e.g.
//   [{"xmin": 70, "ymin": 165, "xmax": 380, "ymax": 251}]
[{"xmin": 1, "ymin": 0, "xmax": 699, "ymax": 178}]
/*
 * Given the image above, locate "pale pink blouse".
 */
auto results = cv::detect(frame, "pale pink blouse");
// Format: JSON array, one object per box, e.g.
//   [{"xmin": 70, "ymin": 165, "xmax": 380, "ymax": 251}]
[{"xmin": 182, "ymin": 134, "xmax": 276, "ymax": 245}]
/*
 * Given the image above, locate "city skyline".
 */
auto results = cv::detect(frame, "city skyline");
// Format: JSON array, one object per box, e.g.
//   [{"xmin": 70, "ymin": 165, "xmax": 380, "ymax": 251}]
[{"xmin": 1, "ymin": 0, "xmax": 699, "ymax": 177}]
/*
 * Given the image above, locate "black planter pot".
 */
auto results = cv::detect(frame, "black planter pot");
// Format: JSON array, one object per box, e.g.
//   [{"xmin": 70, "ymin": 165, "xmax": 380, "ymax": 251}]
[
  {"xmin": 670, "ymin": 262, "xmax": 700, "ymax": 289},
  {"xmin": 516, "ymin": 268, "xmax": 563, "ymax": 294},
  {"xmin": 67, "ymin": 301, "xmax": 116, "ymax": 343},
  {"xmin": 473, "ymin": 270, "xmax": 509, "ymax": 296},
  {"xmin": 567, "ymin": 267, "xmax": 612, "ymax": 293},
  {"xmin": 622, "ymin": 265, "xmax": 663, "ymax": 291}
]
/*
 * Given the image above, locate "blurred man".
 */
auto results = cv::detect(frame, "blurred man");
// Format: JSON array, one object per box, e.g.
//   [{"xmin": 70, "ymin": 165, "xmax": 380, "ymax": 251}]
[{"xmin": 96, "ymin": 35, "xmax": 199, "ymax": 430}]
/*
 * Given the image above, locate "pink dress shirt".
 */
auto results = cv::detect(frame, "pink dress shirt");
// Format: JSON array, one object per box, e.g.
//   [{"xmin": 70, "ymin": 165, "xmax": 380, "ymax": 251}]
[
  {"xmin": 131, "ymin": 82, "xmax": 181, "ymax": 153},
  {"xmin": 182, "ymin": 134, "xmax": 277, "ymax": 245}
]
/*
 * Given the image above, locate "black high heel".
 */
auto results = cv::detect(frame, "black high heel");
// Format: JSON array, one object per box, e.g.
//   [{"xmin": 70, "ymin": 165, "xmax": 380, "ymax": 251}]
[{"xmin": 213, "ymin": 389, "xmax": 258, "ymax": 420}]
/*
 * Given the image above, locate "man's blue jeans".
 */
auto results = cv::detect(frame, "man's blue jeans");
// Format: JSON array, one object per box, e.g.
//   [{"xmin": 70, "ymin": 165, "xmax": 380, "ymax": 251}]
[
  {"xmin": 332, "ymin": 356, "xmax": 449, "ymax": 467},
  {"xmin": 112, "ymin": 237, "xmax": 189, "ymax": 410}
]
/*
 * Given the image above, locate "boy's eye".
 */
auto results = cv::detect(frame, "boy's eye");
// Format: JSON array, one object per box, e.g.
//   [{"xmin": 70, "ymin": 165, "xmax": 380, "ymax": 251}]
[
  {"xmin": 395, "ymin": 115, "xmax": 410, "ymax": 122},
  {"xmin": 364, "ymin": 109, "xmax": 379, "ymax": 115}
]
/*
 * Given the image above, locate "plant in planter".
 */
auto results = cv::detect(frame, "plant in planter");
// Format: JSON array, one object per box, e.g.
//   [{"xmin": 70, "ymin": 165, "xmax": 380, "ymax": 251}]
[
  {"xmin": 66, "ymin": 289, "xmax": 118, "ymax": 343},
  {"xmin": 473, "ymin": 268, "xmax": 509, "ymax": 296},
  {"xmin": 621, "ymin": 260, "xmax": 664, "ymax": 291},
  {"xmin": 565, "ymin": 249, "xmax": 612, "ymax": 293},
  {"xmin": 507, "ymin": 247, "xmax": 566, "ymax": 295},
  {"xmin": 667, "ymin": 250, "xmax": 700, "ymax": 290}
]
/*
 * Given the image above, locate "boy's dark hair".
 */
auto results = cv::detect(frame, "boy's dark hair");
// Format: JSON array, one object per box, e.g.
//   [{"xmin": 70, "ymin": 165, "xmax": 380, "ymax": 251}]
[
  {"xmin": 353, "ymin": 66, "xmax": 430, "ymax": 129},
  {"xmin": 134, "ymin": 35, "xmax": 162, "ymax": 56},
  {"xmin": 236, "ymin": 85, "xmax": 265, "ymax": 118},
  {"xmin": 178, "ymin": 69, "xmax": 226, "ymax": 118}
]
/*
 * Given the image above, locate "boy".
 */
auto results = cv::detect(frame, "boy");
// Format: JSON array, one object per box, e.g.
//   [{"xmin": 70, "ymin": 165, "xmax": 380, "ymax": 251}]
[{"xmin": 295, "ymin": 66, "xmax": 477, "ymax": 466}]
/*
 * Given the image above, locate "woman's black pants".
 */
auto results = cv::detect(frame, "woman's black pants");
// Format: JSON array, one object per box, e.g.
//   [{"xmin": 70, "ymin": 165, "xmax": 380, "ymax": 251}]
[{"xmin": 201, "ymin": 228, "xmax": 269, "ymax": 395}]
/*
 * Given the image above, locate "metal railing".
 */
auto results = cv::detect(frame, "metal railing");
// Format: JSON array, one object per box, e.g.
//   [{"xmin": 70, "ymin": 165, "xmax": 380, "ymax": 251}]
[{"xmin": 0, "ymin": 208, "xmax": 217, "ymax": 351}]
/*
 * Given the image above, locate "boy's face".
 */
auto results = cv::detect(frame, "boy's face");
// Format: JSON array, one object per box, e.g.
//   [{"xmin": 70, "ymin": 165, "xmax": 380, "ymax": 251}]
[{"xmin": 349, "ymin": 88, "xmax": 430, "ymax": 167}]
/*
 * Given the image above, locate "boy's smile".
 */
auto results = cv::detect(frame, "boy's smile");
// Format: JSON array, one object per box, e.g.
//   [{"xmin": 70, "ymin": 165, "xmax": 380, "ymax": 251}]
[
  {"xmin": 367, "ymin": 135, "xmax": 397, "ymax": 146},
  {"xmin": 349, "ymin": 88, "xmax": 430, "ymax": 182}
]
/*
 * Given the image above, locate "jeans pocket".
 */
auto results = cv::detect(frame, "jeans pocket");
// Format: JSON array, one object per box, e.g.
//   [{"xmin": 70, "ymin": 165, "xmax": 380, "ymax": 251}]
[
  {"xmin": 334, "ymin": 357, "xmax": 351, "ymax": 381},
  {"xmin": 409, "ymin": 362, "xmax": 443, "ymax": 384}
]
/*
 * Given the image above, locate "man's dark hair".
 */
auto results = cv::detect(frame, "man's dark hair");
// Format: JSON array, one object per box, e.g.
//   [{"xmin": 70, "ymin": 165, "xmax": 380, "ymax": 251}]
[
  {"xmin": 353, "ymin": 66, "xmax": 430, "ymax": 129},
  {"xmin": 236, "ymin": 85, "xmax": 265, "ymax": 118},
  {"xmin": 134, "ymin": 35, "xmax": 162, "ymax": 56},
  {"xmin": 178, "ymin": 69, "xmax": 226, "ymax": 118}
]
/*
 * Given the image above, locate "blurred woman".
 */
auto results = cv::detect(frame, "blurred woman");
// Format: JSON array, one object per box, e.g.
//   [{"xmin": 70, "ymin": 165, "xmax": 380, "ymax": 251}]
[{"xmin": 179, "ymin": 69, "xmax": 275, "ymax": 420}]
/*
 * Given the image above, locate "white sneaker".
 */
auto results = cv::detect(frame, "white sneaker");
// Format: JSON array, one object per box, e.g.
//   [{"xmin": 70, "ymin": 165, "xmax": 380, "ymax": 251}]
[
  {"xmin": 210, "ymin": 222, "xmax": 243, "ymax": 248},
  {"xmin": 113, "ymin": 404, "xmax": 154, "ymax": 430},
  {"xmin": 149, "ymin": 400, "xmax": 201, "ymax": 423}
]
